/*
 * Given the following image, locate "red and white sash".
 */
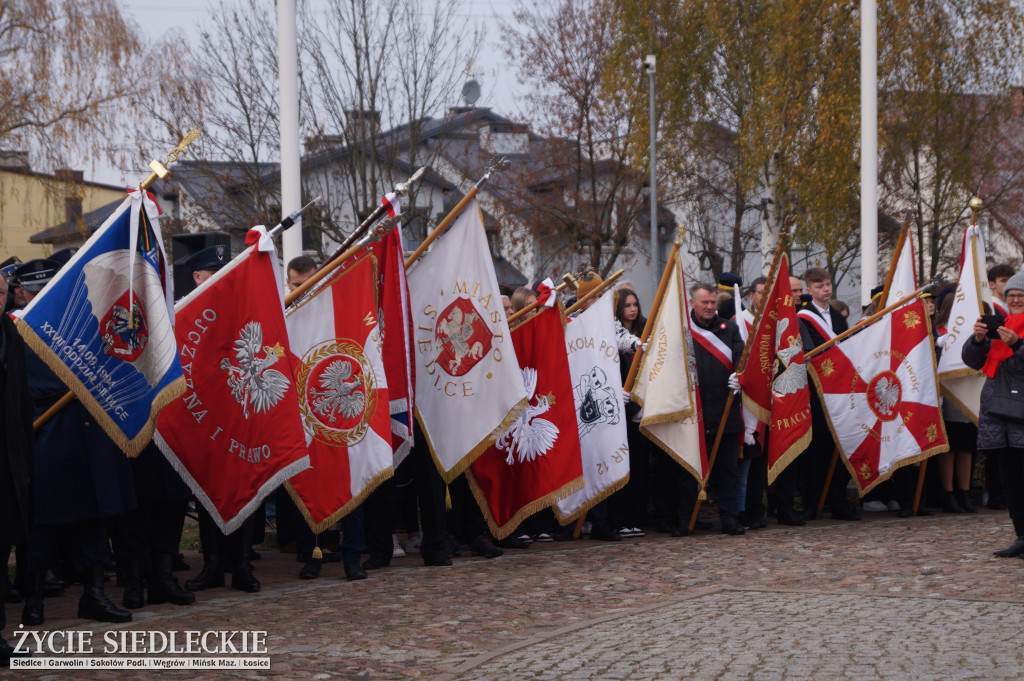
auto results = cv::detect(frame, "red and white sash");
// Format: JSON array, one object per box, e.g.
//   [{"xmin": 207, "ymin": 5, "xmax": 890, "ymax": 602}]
[
  {"xmin": 797, "ymin": 308, "xmax": 836, "ymax": 342},
  {"xmin": 691, "ymin": 323, "xmax": 734, "ymax": 372}
]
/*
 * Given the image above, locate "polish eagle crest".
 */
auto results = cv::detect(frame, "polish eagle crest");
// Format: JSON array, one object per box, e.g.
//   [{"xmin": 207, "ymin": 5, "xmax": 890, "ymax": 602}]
[
  {"xmin": 220, "ymin": 321, "xmax": 290, "ymax": 418},
  {"xmin": 495, "ymin": 366, "xmax": 559, "ymax": 465}
]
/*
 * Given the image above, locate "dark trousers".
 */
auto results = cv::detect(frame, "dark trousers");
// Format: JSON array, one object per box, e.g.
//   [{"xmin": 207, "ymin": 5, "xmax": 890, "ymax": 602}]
[
  {"xmin": 651, "ymin": 449, "xmax": 680, "ymax": 528},
  {"xmin": 114, "ymin": 501, "xmax": 187, "ymax": 576},
  {"xmin": 707, "ymin": 433, "xmax": 741, "ymax": 523},
  {"xmin": 743, "ymin": 445, "xmax": 767, "ymax": 522},
  {"xmin": 363, "ymin": 476, "xmax": 396, "ymax": 564},
  {"xmin": 610, "ymin": 421, "xmax": 650, "ymax": 528},
  {"xmin": 447, "ymin": 474, "xmax": 486, "ymax": 544},
  {"xmin": 401, "ymin": 433, "xmax": 448, "ymax": 563},
  {"xmin": 995, "ymin": 448, "xmax": 1024, "ymax": 536},
  {"xmin": 801, "ymin": 402, "xmax": 852, "ymax": 513},
  {"xmin": 29, "ymin": 519, "xmax": 110, "ymax": 574}
]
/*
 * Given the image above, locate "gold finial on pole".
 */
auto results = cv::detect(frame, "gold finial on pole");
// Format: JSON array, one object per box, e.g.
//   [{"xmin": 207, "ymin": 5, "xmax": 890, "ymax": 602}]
[
  {"xmin": 969, "ymin": 197, "xmax": 983, "ymax": 225},
  {"xmin": 561, "ymin": 272, "xmax": 579, "ymax": 291},
  {"xmin": 141, "ymin": 127, "xmax": 203, "ymax": 190},
  {"xmin": 674, "ymin": 224, "xmax": 685, "ymax": 245}
]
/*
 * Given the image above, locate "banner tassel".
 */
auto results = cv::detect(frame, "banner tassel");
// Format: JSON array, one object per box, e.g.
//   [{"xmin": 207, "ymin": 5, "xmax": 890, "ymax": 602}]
[{"xmin": 312, "ymin": 538, "xmax": 323, "ymax": 561}]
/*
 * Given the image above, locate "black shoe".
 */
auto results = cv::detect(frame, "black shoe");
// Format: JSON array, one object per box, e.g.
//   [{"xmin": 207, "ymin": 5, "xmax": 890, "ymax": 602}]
[
  {"xmin": 362, "ymin": 555, "xmax": 391, "ymax": 570},
  {"xmin": 344, "ymin": 562, "xmax": 368, "ymax": 581},
  {"xmin": 897, "ymin": 506, "xmax": 913, "ymax": 518},
  {"xmin": 148, "ymin": 576, "xmax": 196, "ymax": 606},
  {"xmin": 172, "ymin": 553, "xmax": 190, "ymax": 572},
  {"xmin": 552, "ymin": 528, "xmax": 575, "ymax": 541},
  {"xmin": 1, "ymin": 635, "xmax": 30, "ymax": 666},
  {"xmin": 423, "ymin": 555, "xmax": 452, "ymax": 567},
  {"xmin": 42, "ymin": 569, "xmax": 66, "ymax": 597},
  {"xmin": 777, "ymin": 508, "xmax": 806, "ymax": 526},
  {"xmin": 122, "ymin": 579, "xmax": 144, "ymax": 609},
  {"xmin": 987, "ymin": 500, "xmax": 1007, "ymax": 510},
  {"xmin": 21, "ymin": 569, "xmax": 45, "ymax": 626},
  {"xmin": 299, "ymin": 560, "xmax": 322, "ymax": 580},
  {"xmin": 497, "ymin": 536, "xmax": 531, "ymax": 549},
  {"xmin": 831, "ymin": 508, "xmax": 861, "ymax": 521},
  {"xmin": 469, "ymin": 535, "xmax": 503, "ymax": 559},
  {"xmin": 185, "ymin": 558, "xmax": 224, "ymax": 591},
  {"xmin": 941, "ymin": 491, "xmax": 965, "ymax": 514},
  {"xmin": 956, "ymin": 490, "xmax": 978, "ymax": 513},
  {"xmin": 994, "ymin": 536, "xmax": 1024, "ymax": 557},
  {"xmin": 721, "ymin": 523, "xmax": 746, "ymax": 536},
  {"xmin": 589, "ymin": 526, "xmax": 621, "ymax": 542},
  {"xmin": 79, "ymin": 568, "xmax": 132, "ymax": 623},
  {"xmin": 694, "ymin": 520, "xmax": 713, "ymax": 531},
  {"xmin": 742, "ymin": 517, "xmax": 767, "ymax": 530},
  {"xmin": 916, "ymin": 508, "xmax": 934, "ymax": 517},
  {"xmin": 655, "ymin": 521, "xmax": 675, "ymax": 534},
  {"xmin": 670, "ymin": 526, "xmax": 691, "ymax": 537}
]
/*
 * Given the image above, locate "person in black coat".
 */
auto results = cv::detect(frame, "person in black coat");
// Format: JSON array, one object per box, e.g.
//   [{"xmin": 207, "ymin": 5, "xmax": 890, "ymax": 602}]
[
  {"xmin": 796, "ymin": 267, "xmax": 859, "ymax": 521},
  {"xmin": 1, "ymin": 277, "xmax": 33, "ymax": 665},
  {"xmin": 688, "ymin": 282, "xmax": 746, "ymax": 534}
]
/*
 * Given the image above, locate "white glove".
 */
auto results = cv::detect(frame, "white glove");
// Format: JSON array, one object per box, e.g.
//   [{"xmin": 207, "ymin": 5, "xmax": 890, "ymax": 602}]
[
  {"xmin": 728, "ymin": 372, "xmax": 740, "ymax": 394},
  {"xmin": 744, "ymin": 429, "xmax": 756, "ymax": 446},
  {"xmin": 622, "ymin": 389, "xmax": 632, "ymax": 404},
  {"xmin": 640, "ymin": 341, "xmax": 649, "ymax": 352}
]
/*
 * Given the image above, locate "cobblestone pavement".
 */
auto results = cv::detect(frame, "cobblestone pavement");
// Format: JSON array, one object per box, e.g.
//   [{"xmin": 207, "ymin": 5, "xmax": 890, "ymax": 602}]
[{"xmin": 4, "ymin": 510, "xmax": 1024, "ymax": 680}]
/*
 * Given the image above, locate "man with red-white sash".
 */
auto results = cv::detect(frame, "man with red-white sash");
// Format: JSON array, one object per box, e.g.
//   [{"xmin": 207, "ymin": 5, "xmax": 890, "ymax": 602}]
[
  {"xmin": 688, "ymin": 282, "xmax": 746, "ymax": 535},
  {"xmin": 795, "ymin": 267, "xmax": 860, "ymax": 521}
]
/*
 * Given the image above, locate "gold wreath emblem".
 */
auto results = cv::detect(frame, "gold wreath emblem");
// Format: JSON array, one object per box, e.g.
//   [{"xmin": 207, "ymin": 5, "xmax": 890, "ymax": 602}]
[{"xmin": 293, "ymin": 339, "xmax": 378, "ymax": 447}]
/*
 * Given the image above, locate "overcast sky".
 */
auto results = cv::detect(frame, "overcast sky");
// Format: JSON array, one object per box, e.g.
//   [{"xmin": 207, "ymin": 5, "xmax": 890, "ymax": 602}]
[{"xmin": 100, "ymin": 0, "xmax": 522, "ymax": 185}]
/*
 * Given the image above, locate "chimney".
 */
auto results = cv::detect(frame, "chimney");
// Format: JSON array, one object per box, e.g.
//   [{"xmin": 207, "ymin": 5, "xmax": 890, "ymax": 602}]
[
  {"xmin": 53, "ymin": 168, "xmax": 84, "ymax": 184},
  {"xmin": 0, "ymin": 150, "xmax": 29, "ymax": 171},
  {"xmin": 344, "ymin": 109, "xmax": 381, "ymax": 140}
]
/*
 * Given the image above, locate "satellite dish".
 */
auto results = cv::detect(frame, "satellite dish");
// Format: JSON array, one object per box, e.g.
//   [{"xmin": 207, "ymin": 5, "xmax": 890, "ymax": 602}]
[{"xmin": 461, "ymin": 79, "xmax": 481, "ymax": 107}]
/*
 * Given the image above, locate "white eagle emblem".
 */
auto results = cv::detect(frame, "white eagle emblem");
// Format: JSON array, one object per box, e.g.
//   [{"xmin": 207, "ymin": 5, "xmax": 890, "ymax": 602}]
[
  {"xmin": 220, "ymin": 321, "xmax": 290, "ymax": 418},
  {"xmin": 496, "ymin": 367, "xmax": 559, "ymax": 465},
  {"xmin": 771, "ymin": 317, "xmax": 807, "ymax": 397},
  {"xmin": 310, "ymin": 359, "xmax": 366, "ymax": 422},
  {"xmin": 872, "ymin": 376, "xmax": 900, "ymax": 417}
]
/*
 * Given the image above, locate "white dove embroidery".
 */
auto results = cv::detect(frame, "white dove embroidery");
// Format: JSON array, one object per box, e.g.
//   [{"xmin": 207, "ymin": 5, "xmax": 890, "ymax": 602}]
[{"xmin": 495, "ymin": 367, "xmax": 559, "ymax": 465}]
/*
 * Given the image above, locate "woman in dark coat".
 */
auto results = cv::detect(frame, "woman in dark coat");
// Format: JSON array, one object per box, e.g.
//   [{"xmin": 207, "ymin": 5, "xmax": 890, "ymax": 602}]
[{"xmin": 962, "ymin": 271, "xmax": 1024, "ymax": 557}]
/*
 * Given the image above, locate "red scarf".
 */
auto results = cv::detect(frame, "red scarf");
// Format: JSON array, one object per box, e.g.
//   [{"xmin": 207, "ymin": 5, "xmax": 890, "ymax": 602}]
[{"xmin": 982, "ymin": 313, "xmax": 1024, "ymax": 378}]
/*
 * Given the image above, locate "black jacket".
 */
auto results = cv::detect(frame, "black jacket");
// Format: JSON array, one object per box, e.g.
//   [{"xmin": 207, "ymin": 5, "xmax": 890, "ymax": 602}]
[
  {"xmin": 690, "ymin": 311, "xmax": 745, "ymax": 434},
  {"xmin": 798, "ymin": 301, "xmax": 848, "ymax": 351},
  {"xmin": 0, "ymin": 314, "xmax": 33, "ymax": 544}
]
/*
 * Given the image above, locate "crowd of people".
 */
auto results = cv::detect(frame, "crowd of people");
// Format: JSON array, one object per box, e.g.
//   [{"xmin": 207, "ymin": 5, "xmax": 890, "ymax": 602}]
[{"xmin": 1, "ymin": 249, "xmax": 1022, "ymax": 667}]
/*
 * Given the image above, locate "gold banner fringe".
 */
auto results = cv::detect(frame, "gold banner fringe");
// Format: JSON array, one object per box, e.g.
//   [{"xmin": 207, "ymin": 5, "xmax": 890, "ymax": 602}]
[
  {"xmin": 286, "ymin": 465, "xmax": 395, "ymax": 535},
  {"xmin": 16, "ymin": 319, "xmax": 186, "ymax": 457},
  {"xmin": 466, "ymin": 468, "xmax": 585, "ymax": 541},
  {"xmin": 551, "ymin": 472, "xmax": 631, "ymax": 525}
]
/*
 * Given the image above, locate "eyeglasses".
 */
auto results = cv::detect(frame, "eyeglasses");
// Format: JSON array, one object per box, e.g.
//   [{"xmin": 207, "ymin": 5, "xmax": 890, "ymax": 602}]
[{"xmin": 1006, "ymin": 293, "xmax": 1024, "ymax": 300}]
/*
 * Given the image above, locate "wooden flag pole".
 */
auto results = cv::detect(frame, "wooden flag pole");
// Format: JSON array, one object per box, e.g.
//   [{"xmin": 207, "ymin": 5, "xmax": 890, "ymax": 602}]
[
  {"xmin": 506, "ymin": 277, "xmax": 577, "ymax": 326},
  {"xmin": 877, "ymin": 208, "xmax": 914, "ymax": 308},
  {"xmin": 404, "ymin": 160, "xmax": 506, "ymax": 269},
  {"xmin": 622, "ymin": 228, "xmax": 684, "ymax": 393},
  {"xmin": 33, "ymin": 128, "xmax": 203, "ymax": 432},
  {"xmin": 687, "ymin": 227, "xmax": 790, "ymax": 533}
]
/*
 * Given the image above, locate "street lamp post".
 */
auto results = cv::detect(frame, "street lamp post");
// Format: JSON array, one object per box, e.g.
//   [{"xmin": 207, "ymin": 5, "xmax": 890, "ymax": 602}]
[{"xmin": 643, "ymin": 55, "xmax": 658, "ymax": 297}]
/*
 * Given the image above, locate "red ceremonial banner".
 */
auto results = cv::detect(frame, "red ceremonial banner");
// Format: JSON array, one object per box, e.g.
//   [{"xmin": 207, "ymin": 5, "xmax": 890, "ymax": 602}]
[
  {"xmin": 467, "ymin": 306, "xmax": 584, "ymax": 539},
  {"xmin": 285, "ymin": 254, "xmax": 394, "ymax": 532},
  {"xmin": 155, "ymin": 233, "xmax": 310, "ymax": 534},
  {"xmin": 736, "ymin": 254, "xmax": 812, "ymax": 483}
]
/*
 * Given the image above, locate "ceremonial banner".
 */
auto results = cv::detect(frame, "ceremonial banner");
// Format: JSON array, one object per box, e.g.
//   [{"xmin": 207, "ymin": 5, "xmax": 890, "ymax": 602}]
[
  {"xmin": 736, "ymin": 254, "xmax": 812, "ymax": 483},
  {"xmin": 363, "ymin": 199, "xmax": 415, "ymax": 467},
  {"xmin": 284, "ymin": 253, "xmax": 394, "ymax": 532},
  {"xmin": 16, "ymin": 190, "xmax": 184, "ymax": 455},
  {"xmin": 555, "ymin": 289, "xmax": 630, "ymax": 523},
  {"xmin": 630, "ymin": 251, "xmax": 707, "ymax": 482},
  {"xmin": 807, "ymin": 299, "xmax": 949, "ymax": 494},
  {"xmin": 407, "ymin": 199, "xmax": 527, "ymax": 481},
  {"xmin": 155, "ymin": 228, "xmax": 310, "ymax": 533},
  {"xmin": 468, "ymin": 306, "xmax": 584, "ymax": 538},
  {"xmin": 936, "ymin": 225, "xmax": 989, "ymax": 423},
  {"xmin": 880, "ymin": 231, "xmax": 918, "ymax": 306}
]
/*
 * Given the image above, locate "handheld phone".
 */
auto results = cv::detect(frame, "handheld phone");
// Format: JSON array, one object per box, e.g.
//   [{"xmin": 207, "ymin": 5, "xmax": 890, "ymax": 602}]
[{"xmin": 981, "ymin": 314, "xmax": 1005, "ymax": 339}]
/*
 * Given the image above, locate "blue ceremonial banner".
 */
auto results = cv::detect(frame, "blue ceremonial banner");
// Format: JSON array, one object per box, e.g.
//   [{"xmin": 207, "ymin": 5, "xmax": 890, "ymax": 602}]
[{"xmin": 14, "ymin": 189, "xmax": 186, "ymax": 456}]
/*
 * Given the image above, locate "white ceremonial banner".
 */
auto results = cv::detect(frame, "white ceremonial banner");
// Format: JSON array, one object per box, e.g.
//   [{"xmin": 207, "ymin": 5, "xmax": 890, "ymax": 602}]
[
  {"xmin": 555, "ymin": 289, "xmax": 630, "ymax": 522},
  {"xmin": 407, "ymin": 199, "xmax": 527, "ymax": 481},
  {"xmin": 630, "ymin": 252, "xmax": 706, "ymax": 481},
  {"xmin": 937, "ymin": 225, "xmax": 988, "ymax": 423}
]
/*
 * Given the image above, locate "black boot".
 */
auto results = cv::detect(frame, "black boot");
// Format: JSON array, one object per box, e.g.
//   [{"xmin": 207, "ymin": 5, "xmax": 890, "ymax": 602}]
[
  {"xmin": 941, "ymin": 491, "xmax": 965, "ymax": 514},
  {"xmin": 78, "ymin": 567, "xmax": 132, "ymax": 623},
  {"xmin": 149, "ymin": 554, "xmax": 195, "ymax": 606},
  {"xmin": 1, "ymin": 634, "xmax": 30, "ymax": 666},
  {"xmin": 994, "ymin": 536, "xmax": 1024, "ymax": 557},
  {"xmin": 230, "ymin": 555, "xmax": 260, "ymax": 592},
  {"xmin": 121, "ymin": 559, "xmax": 144, "ymax": 609},
  {"xmin": 20, "ymin": 569, "xmax": 44, "ymax": 626},
  {"xmin": 956, "ymin": 490, "xmax": 977, "ymax": 513}
]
